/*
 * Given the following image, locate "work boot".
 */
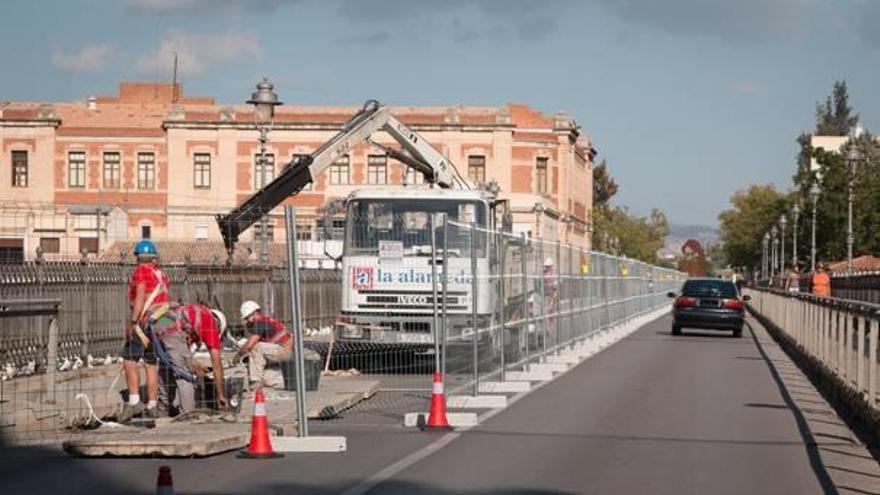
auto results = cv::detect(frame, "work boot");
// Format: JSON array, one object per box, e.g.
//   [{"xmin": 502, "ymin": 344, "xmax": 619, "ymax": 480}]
[
  {"xmin": 118, "ymin": 403, "xmax": 144, "ymax": 423},
  {"xmin": 144, "ymin": 406, "xmax": 159, "ymax": 420}
]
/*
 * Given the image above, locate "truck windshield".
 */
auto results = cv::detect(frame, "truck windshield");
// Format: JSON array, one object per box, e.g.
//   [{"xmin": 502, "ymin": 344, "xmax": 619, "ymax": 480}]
[{"xmin": 345, "ymin": 199, "xmax": 487, "ymax": 257}]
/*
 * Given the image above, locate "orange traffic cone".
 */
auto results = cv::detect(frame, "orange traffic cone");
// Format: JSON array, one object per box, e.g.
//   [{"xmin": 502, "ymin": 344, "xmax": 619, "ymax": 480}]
[
  {"xmin": 156, "ymin": 465, "xmax": 174, "ymax": 495},
  {"xmin": 238, "ymin": 388, "xmax": 283, "ymax": 458},
  {"xmin": 423, "ymin": 372, "xmax": 452, "ymax": 430}
]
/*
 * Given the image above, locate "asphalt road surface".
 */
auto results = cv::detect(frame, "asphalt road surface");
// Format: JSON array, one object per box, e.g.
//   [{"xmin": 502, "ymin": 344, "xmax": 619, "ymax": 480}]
[{"xmin": 0, "ymin": 313, "xmax": 864, "ymax": 494}]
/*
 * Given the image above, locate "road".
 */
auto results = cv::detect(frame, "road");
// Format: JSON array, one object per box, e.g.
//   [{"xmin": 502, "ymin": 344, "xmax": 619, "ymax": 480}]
[{"xmin": 1, "ymin": 313, "xmax": 872, "ymax": 494}]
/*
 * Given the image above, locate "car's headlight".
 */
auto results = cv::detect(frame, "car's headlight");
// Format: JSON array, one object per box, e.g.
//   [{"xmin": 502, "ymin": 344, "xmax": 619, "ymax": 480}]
[{"xmin": 341, "ymin": 325, "xmax": 364, "ymax": 339}]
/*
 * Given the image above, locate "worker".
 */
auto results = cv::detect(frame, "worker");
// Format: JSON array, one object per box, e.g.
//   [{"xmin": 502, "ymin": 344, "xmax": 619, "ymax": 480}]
[
  {"xmin": 155, "ymin": 303, "xmax": 229, "ymax": 415},
  {"xmin": 812, "ymin": 262, "xmax": 831, "ymax": 297},
  {"xmin": 542, "ymin": 257, "xmax": 558, "ymax": 323},
  {"xmin": 119, "ymin": 240, "xmax": 169, "ymax": 423},
  {"xmin": 785, "ymin": 266, "xmax": 801, "ymax": 293},
  {"xmin": 236, "ymin": 301, "xmax": 293, "ymax": 388}
]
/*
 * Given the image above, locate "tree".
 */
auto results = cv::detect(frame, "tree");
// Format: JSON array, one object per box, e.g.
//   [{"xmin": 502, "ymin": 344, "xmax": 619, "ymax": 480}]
[
  {"xmin": 592, "ymin": 159, "xmax": 618, "ymax": 209},
  {"xmin": 593, "ymin": 206, "xmax": 668, "ymax": 263},
  {"xmin": 815, "ymin": 80, "xmax": 858, "ymax": 136},
  {"xmin": 718, "ymin": 185, "xmax": 789, "ymax": 271}
]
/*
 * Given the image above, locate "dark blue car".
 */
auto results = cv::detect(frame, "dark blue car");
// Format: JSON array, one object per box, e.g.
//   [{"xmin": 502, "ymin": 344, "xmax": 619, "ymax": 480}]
[{"xmin": 667, "ymin": 278, "xmax": 749, "ymax": 337}]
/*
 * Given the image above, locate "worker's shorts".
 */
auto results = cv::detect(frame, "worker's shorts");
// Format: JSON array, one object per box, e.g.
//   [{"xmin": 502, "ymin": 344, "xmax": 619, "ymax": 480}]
[{"xmin": 121, "ymin": 331, "xmax": 157, "ymax": 365}]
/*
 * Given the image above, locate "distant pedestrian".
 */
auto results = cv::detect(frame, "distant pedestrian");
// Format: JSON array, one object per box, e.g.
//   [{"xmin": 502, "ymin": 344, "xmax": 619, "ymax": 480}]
[
  {"xmin": 812, "ymin": 262, "xmax": 831, "ymax": 297},
  {"xmin": 785, "ymin": 266, "xmax": 801, "ymax": 293},
  {"xmin": 119, "ymin": 240, "xmax": 169, "ymax": 423},
  {"xmin": 236, "ymin": 301, "xmax": 294, "ymax": 389}
]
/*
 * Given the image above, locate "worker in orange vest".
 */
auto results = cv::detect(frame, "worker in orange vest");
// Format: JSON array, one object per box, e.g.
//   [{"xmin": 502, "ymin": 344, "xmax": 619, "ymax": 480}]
[{"xmin": 811, "ymin": 262, "xmax": 831, "ymax": 297}]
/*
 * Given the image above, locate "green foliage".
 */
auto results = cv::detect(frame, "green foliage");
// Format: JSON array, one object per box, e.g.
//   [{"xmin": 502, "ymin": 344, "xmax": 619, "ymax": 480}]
[
  {"xmin": 717, "ymin": 185, "xmax": 789, "ymax": 271},
  {"xmin": 593, "ymin": 206, "xmax": 668, "ymax": 264},
  {"xmin": 815, "ymin": 81, "xmax": 858, "ymax": 136},
  {"xmin": 592, "ymin": 159, "xmax": 618, "ymax": 208}
]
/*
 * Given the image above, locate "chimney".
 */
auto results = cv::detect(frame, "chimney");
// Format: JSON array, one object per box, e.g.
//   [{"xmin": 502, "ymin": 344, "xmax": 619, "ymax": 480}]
[{"xmin": 86, "ymin": 96, "xmax": 97, "ymax": 111}]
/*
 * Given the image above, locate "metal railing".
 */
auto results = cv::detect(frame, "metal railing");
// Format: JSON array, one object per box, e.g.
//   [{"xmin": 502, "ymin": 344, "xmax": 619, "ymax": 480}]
[{"xmin": 745, "ymin": 288, "xmax": 879, "ymax": 411}]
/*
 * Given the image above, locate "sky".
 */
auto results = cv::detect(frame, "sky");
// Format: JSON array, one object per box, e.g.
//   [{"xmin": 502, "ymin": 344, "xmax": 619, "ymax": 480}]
[{"xmin": 2, "ymin": 0, "xmax": 880, "ymax": 227}]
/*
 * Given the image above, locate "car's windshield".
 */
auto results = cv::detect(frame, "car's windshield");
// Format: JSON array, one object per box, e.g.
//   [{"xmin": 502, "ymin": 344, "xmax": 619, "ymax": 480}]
[
  {"xmin": 681, "ymin": 280, "xmax": 738, "ymax": 298},
  {"xmin": 345, "ymin": 199, "xmax": 487, "ymax": 257}
]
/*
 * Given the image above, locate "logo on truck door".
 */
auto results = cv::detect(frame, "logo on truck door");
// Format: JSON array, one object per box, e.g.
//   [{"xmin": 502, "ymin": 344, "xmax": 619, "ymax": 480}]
[{"xmin": 352, "ymin": 267, "xmax": 374, "ymax": 290}]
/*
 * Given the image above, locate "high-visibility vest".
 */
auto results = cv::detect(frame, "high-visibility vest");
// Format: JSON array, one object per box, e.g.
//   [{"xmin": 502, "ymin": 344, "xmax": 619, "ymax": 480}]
[{"xmin": 254, "ymin": 316, "xmax": 293, "ymax": 346}]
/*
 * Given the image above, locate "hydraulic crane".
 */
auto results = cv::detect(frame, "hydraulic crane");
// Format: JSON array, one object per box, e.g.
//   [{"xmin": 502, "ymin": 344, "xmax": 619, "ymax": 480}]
[{"xmin": 216, "ymin": 100, "xmax": 462, "ymax": 261}]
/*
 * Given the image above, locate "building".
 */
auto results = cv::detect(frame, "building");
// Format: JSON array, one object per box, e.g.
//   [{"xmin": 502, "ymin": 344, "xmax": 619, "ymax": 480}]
[{"xmin": 0, "ymin": 82, "xmax": 595, "ymax": 262}]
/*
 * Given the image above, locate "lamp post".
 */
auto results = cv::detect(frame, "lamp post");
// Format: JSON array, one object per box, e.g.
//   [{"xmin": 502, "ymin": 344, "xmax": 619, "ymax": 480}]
[
  {"xmin": 845, "ymin": 139, "xmax": 861, "ymax": 270},
  {"xmin": 770, "ymin": 225, "xmax": 778, "ymax": 279},
  {"xmin": 792, "ymin": 203, "xmax": 800, "ymax": 269},
  {"xmin": 779, "ymin": 215, "xmax": 787, "ymax": 274},
  {"xmin": 810, "ymin": 182, "xmax": 820, "ymax": 272},
  {"xmin": 247, "ymin": 77, "xmax": 282, "ymax": 265},
  {"xmin": 762, "ymin": 232, "xmax": 769, "ymax": 280}
]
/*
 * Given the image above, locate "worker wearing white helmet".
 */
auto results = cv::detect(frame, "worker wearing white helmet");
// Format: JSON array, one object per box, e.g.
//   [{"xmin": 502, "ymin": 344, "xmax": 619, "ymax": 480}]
[
  {"xmin": 235, "ymin": 300, "xmax": 294, "ymax": 388},
  {"xmin": 155, "ymin": 303, "xmax": 230, "ymax": 415}
]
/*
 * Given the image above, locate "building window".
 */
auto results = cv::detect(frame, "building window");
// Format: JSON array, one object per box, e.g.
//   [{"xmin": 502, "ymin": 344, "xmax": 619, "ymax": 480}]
[
  {"xmin": 329, "ymin": 155, "xmax": 350, "ymax": 185},
  {"xmin": 138, "ymin": 152, "xmax": 155, "ymax": 190},
  {"xmin": 39, "ymin": 237, "xmax": 60, "ymax": 254},
  {"xmin": 254, "ymin": 223, "xmax": 274, "ymax": 242},
  {"xmin": 68, "ymin": 151, "xmax": 86, "ymax": 188},
  {"xmin": 367, "ymin": 155, "xmax": 387, "ymax": 184},
  {"xmin": 11, "ymin": 150, "xmax": 28, "ymax": 188},
  {"xmin": 141, "ymin": 225, "xmax": 152, "ymax": 239},
  {"xmin": 102, "ymin": 152, "xmax": 121, "ymax": 189},
  {"xmin": 296, "ymin": 224, "xmax": 312, "ymax": 241},
  {"xmin": 404, "ymin": 167, "xmax": 424, "ymax": 185},
  {"xmin": 79, "ymin": 237, "xmax": 98, "ymax": 254},
  {"xmin": 536, "ymin": 156, "xmax": 548, "ymax": 195},
  {"xmin": 292, "ymin": 154, "xmax": 312, "ymax": 190},
  {"xmin": 254, "ymin": 153, "xmax": 275, "ymax": 190},
  {"xmin": 468, "ymin": 155, "xmax": 486, "ymax": 184},
  {"xmin": 195, "ymin": 225, "xmax": 209, "ymax": 241},
  {"xmin": 194, "ymin": 153, "xmax": 211, "ymax": 189}
]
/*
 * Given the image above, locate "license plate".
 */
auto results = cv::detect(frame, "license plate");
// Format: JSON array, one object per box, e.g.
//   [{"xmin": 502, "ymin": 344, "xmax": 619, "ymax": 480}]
[{"xmin": 397, "ymin": 333, "xmax": 433, "ymax": 344}]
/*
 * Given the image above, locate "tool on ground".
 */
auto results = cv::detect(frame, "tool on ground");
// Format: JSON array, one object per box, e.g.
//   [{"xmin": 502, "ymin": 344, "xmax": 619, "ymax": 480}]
[
  {"xmin": 156, "ymin": 465, "xmax": 174, "ymax": 495},
  {"xmin": 422, "ymin": 372, "xmax": 452, "ymax": 431},
  {"xmin": 238, "ymin": 388, "xmax": 282, "ymax": 458}
]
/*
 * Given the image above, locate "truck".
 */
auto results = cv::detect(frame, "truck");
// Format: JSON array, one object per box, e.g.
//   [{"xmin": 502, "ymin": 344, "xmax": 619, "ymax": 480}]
[{"xmin": 217, "ymin": 100, "xmax": 511, "ymax": 356}]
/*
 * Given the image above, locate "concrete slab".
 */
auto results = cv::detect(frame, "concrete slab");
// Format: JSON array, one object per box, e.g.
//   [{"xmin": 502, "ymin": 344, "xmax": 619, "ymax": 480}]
[
  {"xmin": 63, "ymin": 422, "xmax": 251, "ymax": 457},
  {"xmin": 504, "ymin": 369, "xmax": 553, "ymax": 382},
  {"xmin": 478, "ymin": 381, "xmax": 530, "ymax": 394},
  {"xmin": 272, "ymin": 435, "xmax": 346, "ymax": 453},
  {"xmin": 527, "ymin": 363, "xmax": 569, "ymax": 374},
  {"xmin": 243, "ymin": 376, "xmax": 379, "ymax": 423},
  {"xmin": 447, "ymin": 395, "xmax": 507, "ymax": 409},
  {"xmin": 404, "ymin": 412, "xmax": 478, "ymax": 428},
  {"xmin": 544, "ymin": 354, "xmax": 581, "ymax": 365}
]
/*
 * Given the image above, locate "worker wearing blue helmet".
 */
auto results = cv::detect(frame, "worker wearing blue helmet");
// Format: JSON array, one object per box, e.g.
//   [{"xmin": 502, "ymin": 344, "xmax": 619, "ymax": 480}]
[{"xmin": 119, "ymin": 239, "xmax": 170, "ymax": 422}]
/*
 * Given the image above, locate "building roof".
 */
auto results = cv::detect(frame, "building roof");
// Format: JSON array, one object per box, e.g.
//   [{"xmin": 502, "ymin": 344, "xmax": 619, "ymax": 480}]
[{"xmin": 828, "ymin": 255, "xmax": 880, "ymax": 273}]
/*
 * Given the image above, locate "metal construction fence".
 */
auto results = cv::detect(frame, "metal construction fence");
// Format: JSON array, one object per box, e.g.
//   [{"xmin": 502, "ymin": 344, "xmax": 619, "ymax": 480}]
[
  {"xmin": 745, "ymin": 288, "xmax": 879, "ymax": 412},
  {"xmin": 325, "ymin": 214, "xmax": 685, "ymax": 423},
  {"xmin": 0, "ymin": 260, "xmax": 340, "ymax": 443}
]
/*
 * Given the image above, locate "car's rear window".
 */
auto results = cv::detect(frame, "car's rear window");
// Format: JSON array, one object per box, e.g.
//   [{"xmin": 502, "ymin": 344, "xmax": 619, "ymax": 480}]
[{"xmin": 681, "ymin": 280, "xmax": 738, "ymax": 298}]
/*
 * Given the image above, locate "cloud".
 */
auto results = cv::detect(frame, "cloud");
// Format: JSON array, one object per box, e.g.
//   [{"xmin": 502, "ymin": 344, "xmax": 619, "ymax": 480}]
[
  {"xmin": 334, "ymin": 0, "xmax": 573, "ymax": 41},
  {"xmin": 588, "ymin": 0, "xmax": 820, "ymax": 42},
  {"xmin": 857, "ymin": 0, "xmax": 880, "ymax": 47},
  {"xmin": 128, "ymin": 0, "xmax": 302, "ymax": 13},
  {"xmin": 51, "ymin": 44, "xmax": 116, "ymax": 73},
  {"xmin": 730, "ymin": 81, "xmax": 765, "ymax": 97},
  {"xmin": 335, "ymin": 32, "xmax": 391, "ymax": 45},
  {"xmin": 134, "ymin": 31, "xmax": 263, "ymax": 77}
]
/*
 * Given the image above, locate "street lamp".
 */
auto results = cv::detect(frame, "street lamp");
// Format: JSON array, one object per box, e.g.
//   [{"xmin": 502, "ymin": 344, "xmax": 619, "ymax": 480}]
[
  {"xmin": 762, "ymin": 232, "xmax": 770, "ymax": 280},
  {"xmin": 810, "ymin": 182, "xmax": 821, "ymax": 272},
  {"xmin": 792, "ymin": 203, "xmax": 800, "ymax": 269},
  {"xmin": 770, "ymin": 225, "xmax": 779, "ymax": 279},
  {"xmin": 845, "ymin": 140, "xmax": 861, "ymax": 270},
  {"xmin": 779, "ymin": 215, "xmax": 787, "ymax": 273},
  {"xmin": 247, "ymin": 77, "xmax": 282, "ymax": 265}
]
